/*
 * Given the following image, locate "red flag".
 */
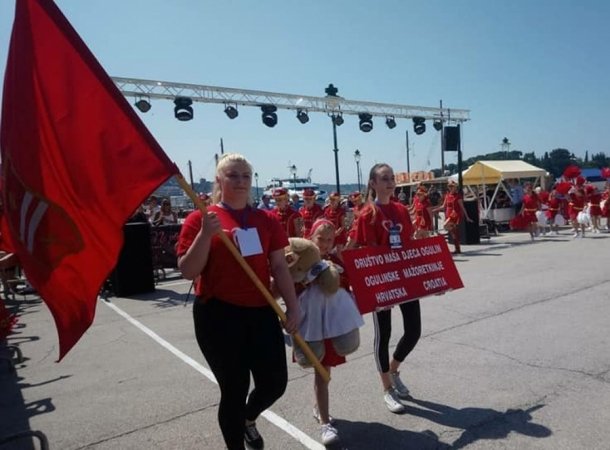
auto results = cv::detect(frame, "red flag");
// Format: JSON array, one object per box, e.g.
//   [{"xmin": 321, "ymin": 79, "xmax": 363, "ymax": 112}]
[{"xmin": 0, "ymin": 0, "xmax": 178, "ymax": 359}]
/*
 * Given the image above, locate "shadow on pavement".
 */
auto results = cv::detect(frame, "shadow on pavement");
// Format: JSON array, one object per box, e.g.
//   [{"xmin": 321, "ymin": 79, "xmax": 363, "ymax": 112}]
[
  {"xmin": 404, "ymin": 397, "xmax": 551, "ymax": 449},
  {"xmin": 328, "ymin": 419, "xmax": 449, "ymax": 450},
  {"xmin": 0, "ymin": 297, "xmax": 56, "ymax": 449}
]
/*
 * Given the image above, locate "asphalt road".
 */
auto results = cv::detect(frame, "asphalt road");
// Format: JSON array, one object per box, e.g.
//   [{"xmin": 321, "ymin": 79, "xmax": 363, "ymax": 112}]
[{"xmin": 2, "ymin": 229, "xmax": 609, "ymax": 449}]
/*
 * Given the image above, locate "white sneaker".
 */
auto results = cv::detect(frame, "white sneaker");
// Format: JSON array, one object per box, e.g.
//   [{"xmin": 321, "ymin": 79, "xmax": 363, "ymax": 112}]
[
  {"xmin": 312, "ymin": 406, "xmax": 335, "ymax": 425},
  {"xmin": 389, "ymin": 371, "xmax": 410, "ymax": 399},
  {"xmin": 320, "ymin": 423, "xmax": 340, "ymax": 445},
  {"xmin": 572, "ymin": 232, "xmax": 579, "ymax": 238},
  {"xmin": 383, "ymin": 388, "xmax": 406, "ymax": 413}
]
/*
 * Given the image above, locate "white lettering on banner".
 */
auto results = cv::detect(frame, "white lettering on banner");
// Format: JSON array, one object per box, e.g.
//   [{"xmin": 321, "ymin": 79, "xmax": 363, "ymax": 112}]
[
  {"xmin": 375, "ymin": 287, "xmax": 408, "ymax": 303},
  {"xmin": 423, "ymin": 277, "xmax": 448, "ymax": 291},
  {"xmin": 401, "ymin": 248, "xmax": 421, "ymax": 259},
  {"xmin": 420, "ymin": 244, "xmax": 443, "ymax": 256},
  {"xmin": 364, "ymin": 271, "xmax": 401, "ymax": 287},
  {"xmin": 354, "ymin": 254, "xmax": 384, "ymax": 269},
  {"xmin": 402, "ymin": 262, "xmax": 445, "ymax": 278},
  {"xmin": 383, "ymin": 252, "xmax": 401, "ymax": 263}
]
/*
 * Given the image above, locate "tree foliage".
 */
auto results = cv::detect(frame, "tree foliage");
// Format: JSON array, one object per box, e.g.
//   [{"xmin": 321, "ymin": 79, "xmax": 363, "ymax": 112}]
[{"xmin": 441, "ymin": 148, "xmax": 609, "ymax": 178}]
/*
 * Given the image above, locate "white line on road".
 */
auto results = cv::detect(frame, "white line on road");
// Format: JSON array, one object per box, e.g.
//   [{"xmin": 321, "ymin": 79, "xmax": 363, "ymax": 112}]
[{"xmin": 103, "ymin": 300, "xmax": 324, "ymax": 450}]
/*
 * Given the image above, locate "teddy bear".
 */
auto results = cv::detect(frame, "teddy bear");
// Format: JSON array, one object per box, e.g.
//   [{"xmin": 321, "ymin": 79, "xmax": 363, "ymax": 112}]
[{"xmin": 284, "ymin": 237, "xmax": 364, "ymax": 368}]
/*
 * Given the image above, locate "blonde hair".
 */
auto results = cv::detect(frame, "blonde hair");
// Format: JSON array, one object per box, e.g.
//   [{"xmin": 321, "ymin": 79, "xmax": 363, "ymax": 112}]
[{"xmin": 211, "ymin": 153, "xmax": 254, "ymax": 204}]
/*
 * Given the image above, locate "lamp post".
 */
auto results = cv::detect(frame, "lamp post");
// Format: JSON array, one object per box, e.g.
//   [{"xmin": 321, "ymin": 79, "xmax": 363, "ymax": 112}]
[
  {"xmin": 325, "ymin": 84, "xmax": 342, "ymax": 195},
  {"xmin": 354, "ymin": 149, "xmax": 362, "ymax": 192},
  {"xmin": 501, "ymin": 137, "xmax": 510, "ymax": 158},
  {"xmin": 289, "ymin": 164, "xmax": 297, "ymax": 192},
  {"xmin": 254, "ymin": 172, "xmax": 259, "ymax": 202}
]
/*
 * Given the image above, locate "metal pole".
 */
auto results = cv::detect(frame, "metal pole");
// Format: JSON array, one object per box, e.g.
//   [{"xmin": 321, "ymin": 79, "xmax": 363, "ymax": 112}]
[
  {"xmin": 457, "ymin": 124, "xmax": 463, "ymax": 192},
  {"xmin": 356, "ymin": 160, "xmax": 361, "ymax": 192},
  {"xmin": 405, "ymin": 130, "xmax": 411, "ymax": 181},
  {"xmin": 440, "ymin": 100, "xmax": 445, "ymax": 174},
  {"xmin": 188, "ymin": 160, "xmax": 194, "ymax": 189},
  {"xmin": 220, "ymin": 137, "xmax": 225, "ymax": 155},
  {"xmin": 332, "ymin": 117, "xmax": 340, "ymax": 195}
]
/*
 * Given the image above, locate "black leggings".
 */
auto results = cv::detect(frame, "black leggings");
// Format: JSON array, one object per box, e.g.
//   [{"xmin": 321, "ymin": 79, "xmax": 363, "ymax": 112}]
[
  {"xmin": 373, "ymin": 300, "xmax": 421, "ymax": 373},
  {"xmin": 193, "ymin": 298, "xmax": 287, "ymax": 450}
]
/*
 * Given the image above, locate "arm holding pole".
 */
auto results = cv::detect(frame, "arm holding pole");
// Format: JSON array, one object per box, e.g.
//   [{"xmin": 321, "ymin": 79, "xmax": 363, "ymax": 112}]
[{"xmin": 174, "ymin": 174, "xmax": 330, "ymax": 383}]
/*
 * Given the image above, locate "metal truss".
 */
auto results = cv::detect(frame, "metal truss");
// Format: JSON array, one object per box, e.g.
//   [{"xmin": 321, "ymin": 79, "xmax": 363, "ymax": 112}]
[{"xmin": 111, "ymin": 77, "xmax": 470, "ymax": 122}]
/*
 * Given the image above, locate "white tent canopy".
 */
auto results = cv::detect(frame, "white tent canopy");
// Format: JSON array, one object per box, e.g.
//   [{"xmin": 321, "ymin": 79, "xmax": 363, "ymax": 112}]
[
  {"xmin": 450, "ymin": 160, "xmax": 548, "ymax": 220},
  {"xmin": 454, "ymin": 160, "xmax": 547, "ymax": 186}
]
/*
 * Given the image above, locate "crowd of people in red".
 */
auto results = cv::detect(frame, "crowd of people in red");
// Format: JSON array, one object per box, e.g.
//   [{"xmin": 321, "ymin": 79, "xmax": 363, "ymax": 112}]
[{"xmin": 510, "ymin": 177, "xmax": 610, "ymax": 240}]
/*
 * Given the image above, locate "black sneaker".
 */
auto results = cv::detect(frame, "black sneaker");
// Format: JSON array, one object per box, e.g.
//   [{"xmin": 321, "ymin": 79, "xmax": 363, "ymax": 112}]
[{"xmin": 244, "ymin": 422, "xmax": 264, "ymax": 449}]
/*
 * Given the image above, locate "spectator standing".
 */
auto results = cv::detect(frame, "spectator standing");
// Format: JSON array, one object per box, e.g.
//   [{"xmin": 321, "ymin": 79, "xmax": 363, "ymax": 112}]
[
  {"xmin": 509, "ymin": 179, "xmax": 524, "ymax": 214},
  {"xmin": 257, "ymin": 194, "xmax": 273, "ymax": 211},
  {"xmin": 152, "ymin": 198, "xmax": 178, "ymax": 226}
]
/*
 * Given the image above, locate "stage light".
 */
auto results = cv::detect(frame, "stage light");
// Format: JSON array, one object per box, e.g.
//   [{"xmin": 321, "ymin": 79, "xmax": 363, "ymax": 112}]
[
  {"xmin": 296, "ymin": 109, "xmax": 309, "ymax": 124},
  {"xmin": 413, "ymin": 116, "xmax": 426, "ymax": 135},
  {"xmin": 261, "ymin": 105, "xmax": 278, "ymax": 127},
  {"xmin": 433, "ymin": 120, "xmax": 443, "ymax": 131},
  {"xmin": 224, "ymin": 105, "xmax": 238, "ymax": 119},
  {"xmin": 359, "ymin": 113, "xmax": 373, "ymax": 132},
  {"xmin": 174, "ymin": 97, "xmax": 193, "ymax": 121},
  {"xmin": 385, "ymin": 116, "xmax": 396, "ymax": 129},
  {"xmin": 134, "ymin": 96, "xmax": 151, "ymax": 113},
  {"xmin": 332, "ymin": 113, "xmax": 344, "ymax": 126}
]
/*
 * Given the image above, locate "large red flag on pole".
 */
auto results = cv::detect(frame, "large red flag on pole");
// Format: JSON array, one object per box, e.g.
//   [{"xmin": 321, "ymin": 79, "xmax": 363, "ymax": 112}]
[{"xmin": 0, "ymin": 0, "xmax": 179, "ymax": 359}]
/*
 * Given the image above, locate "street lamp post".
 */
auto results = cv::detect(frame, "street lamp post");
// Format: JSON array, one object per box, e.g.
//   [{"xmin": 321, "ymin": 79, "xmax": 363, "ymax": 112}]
[
  {"xmin": 325, "ymin": 83, "xmax": 342, "ymax": 195},
  {"xmin": 354, "ymin": 149, "xmax": 362, "ymax": 192},
  {"xmin": 254, "ymin": 172, "xmax": 259, "ymax": 202},
  {"xmin": 501, "ymin": 137, "xmax": 511, "ymax": 158},
  {"xmin": 289, "ymin": 164, "xmax": 297, "ymax": 192}
]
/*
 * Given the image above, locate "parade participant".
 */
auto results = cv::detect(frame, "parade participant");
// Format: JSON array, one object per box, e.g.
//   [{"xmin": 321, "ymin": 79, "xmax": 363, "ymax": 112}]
[
  {"xmin": 345, "ymin": 191, "xmax": 365, "ymax": 247},
  {"xmin": 411, "ymin": 185, "xmax": 433, "ymax": 239},
  {"xmin": 568, "ymin": 186, "xmax": 587, "ymax": 238},
  {"xmin": 298, "ymin": 188, "xmax": 323, "ymax": 238},
  {"xmin": 587, "ymin": 185, "xmax": 602, "ymax": 233},
  {"xmin": 520, "ymin": 183, "xmax": 540, "ymax": 241},
  {"xmin": 545, "ymin": 189, "xmax": 562, "ymax": 235},
  {"xmin": 270, "ymin": 187, "xmax": 301, "ymax": 237},
  {"xmin": 602, "ymin": 182, "xmax": 610, "ymax": 231},
  {"xmin": 323, "ymin": 192, "xmax": 347, "ymax": 255},
  {"xmin": 303, "ymin": 218, "xmax": 363, "ymax": 445},
  {"xmin": 354, "ymin": 163, "xmax": 419, "ymax": 414},
  {"xmin": 434, "ymin": 180, "xmax": 472, "ymax": 254},
  {"xmin": 177, "ymin": 153, "xmax": 300, "ymax": 450}
]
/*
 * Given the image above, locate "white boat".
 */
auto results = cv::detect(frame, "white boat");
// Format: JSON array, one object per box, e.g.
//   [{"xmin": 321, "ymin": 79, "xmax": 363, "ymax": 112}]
[{"xmin": 263, "ymin": 175, "xmax": 327, "ymax": 201}]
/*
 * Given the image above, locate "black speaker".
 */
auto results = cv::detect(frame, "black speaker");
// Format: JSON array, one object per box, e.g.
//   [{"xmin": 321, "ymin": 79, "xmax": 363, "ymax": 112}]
[
  {"xmin": 444, "ymin": 126, "xmax": 460, "ymax": 152},
  {"xmin": 459, "ymin": 200, "xmax": 480, "ymax": 245},
  {"xmin": 110, "ymin": 222, "xmax": 155, "ymax": 296}
]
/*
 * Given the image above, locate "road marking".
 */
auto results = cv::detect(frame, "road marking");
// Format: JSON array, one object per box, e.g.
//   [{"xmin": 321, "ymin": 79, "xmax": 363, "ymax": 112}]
[
  {"xmin": 156, "ymin": 279, "xmax": 193, "ymax": 288},
  {"xmin": 103, "ymin": 300, "xmax": 324, "ymax": 450}
]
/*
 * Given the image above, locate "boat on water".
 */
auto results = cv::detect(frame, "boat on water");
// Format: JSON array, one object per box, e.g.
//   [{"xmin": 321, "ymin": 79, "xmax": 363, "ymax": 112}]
[{"xmin": 263, "ymin": 175, "xmax": 328, "ymax": 202}]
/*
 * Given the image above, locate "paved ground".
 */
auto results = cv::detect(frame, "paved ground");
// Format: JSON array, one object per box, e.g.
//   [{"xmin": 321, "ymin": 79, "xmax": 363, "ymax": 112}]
[{"xmin": 2, "ymin": 229, "xmax": 610, "ymax": 450}]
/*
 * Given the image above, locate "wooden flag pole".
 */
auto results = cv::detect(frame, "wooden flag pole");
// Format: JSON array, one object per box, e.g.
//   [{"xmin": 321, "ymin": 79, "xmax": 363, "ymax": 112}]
[{"xmin": 174, "ymin": 174, "xmax": 330, "ymax": 383}]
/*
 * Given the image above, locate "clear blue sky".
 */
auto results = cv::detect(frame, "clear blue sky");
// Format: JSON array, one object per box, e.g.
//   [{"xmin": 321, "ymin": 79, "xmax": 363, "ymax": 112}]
[{"xmin": 1, "ymin": 0, "xmax": 609, "ymax": 187}]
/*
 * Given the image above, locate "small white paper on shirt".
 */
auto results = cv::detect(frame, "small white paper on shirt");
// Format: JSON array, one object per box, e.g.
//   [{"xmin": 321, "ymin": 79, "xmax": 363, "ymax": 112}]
[{"xmin": 234, "ymin": 227, "xmax": 263, "ymax": 257}]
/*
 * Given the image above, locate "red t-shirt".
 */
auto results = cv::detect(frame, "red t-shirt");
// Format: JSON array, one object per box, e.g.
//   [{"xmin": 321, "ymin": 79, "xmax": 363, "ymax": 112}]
[
  {"xmin": 176, "ymin": 205, "xmax": 288, "ymax": 306},
  {"xmin": 298, "ymin": 204, "xmax": 323, "ymax": 238},
  {"xmin": 356, "ymin": 201, "xmax": 414, "ymax": 247},
  {"xmin": 269, "ymin": 206, "xmax": 300, "ymax": 237}
]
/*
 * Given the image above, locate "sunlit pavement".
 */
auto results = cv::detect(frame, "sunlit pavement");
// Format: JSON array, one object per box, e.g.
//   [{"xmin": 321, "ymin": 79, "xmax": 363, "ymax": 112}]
[{"xmin": 2, "ymin": 229, "xmax": 610, "ymax": 449}]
